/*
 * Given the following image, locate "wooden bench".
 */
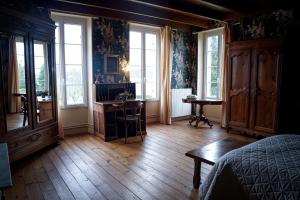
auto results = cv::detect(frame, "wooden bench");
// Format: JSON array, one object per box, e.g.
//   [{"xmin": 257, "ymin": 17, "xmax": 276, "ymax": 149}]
[
  {"xmin": 186, "ymin": 138, "xmax": 251, "ymax": 189},
  {"xmin": 0, "ymin": 143, "xmax": 12, "ymax": 200}
]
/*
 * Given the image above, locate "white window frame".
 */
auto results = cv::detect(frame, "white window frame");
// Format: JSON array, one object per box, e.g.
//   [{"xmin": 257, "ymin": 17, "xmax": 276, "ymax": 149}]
[
  {"xmin": 129, "ymin": 23, "xmax": 160, "ymax": 101},
  {"xmin": 52, "ymin": 14, "xmax": 88, "ymax": 108},
  {"xmin": 202, "ymin": 28, "xmax": 224, "ymax": 100}
]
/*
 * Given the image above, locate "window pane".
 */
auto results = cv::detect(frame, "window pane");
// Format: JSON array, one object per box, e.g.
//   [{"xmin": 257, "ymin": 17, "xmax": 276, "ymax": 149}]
[
  {"xmin": 135, "ymin": 82, "xmax": 142, "ymax": 99},
  {"xmin": 66, "ymin": 85, "xmax": 84, "ymax": 105},
  {"xmin": 34, "ymin": 43, "xmax": 44, "ymax": 57},
  {"xmin": 130, "ymin": 66, "xmax": 141, "ymax": 82},
  {"xmin": 130, "ymin": 31, "xmax": 141, "ymax": 48},
  {"xmin": 146, "ymin": 66, "xmax": 156, "ymax": 83},
  {"xmin": 205, "ymin": 34, "xmax": 221, "ymax": 99},
  {"xmin": 206, "ymin": 82, "xmax": 218, "ymax": 98},
  {"xmin": 16, "ymin": 38, "xmax": 26, "ymax": 94},
  {"xmin": 65, "ymin": 65, "xmax": 83, "ymax": 85},
  {"xmin": 207, "ymin": 51, "xmax": 219, "ymax": 67},
  {"xmin": 64, "ymin": 24, "xmax": 82, "ymax": 44},
  {"xmin": 210, "ymin": 67, "xmax": 219, "ymax": 83},
  {"xmin": 145, "ymin": 49, "xmax": 156, "ymax": 67},
  {"xmin": 34, "ymin": 57, "xmax": 45, "ymax": 71},
  {"xmin": 55, "ymin": 25, "xmax": 60, "ymax": 44},
  {"xmin": 55, "ymin": 44, "xmax": 60, "ymax": 65},
  {"xmin": 145, "ymin": 33, "xmax": 156, "ymax": 50},
  {"xmin": 207, "ymin": 35, "xmax": 218, "ymax": 51},
  {"xmin": 16, "ymin": 42, "xmax": 24, "ymax": 55},
  {"xmin": 65, "ymin": 44, "xmax": 82, "ymax": 64},
  {"xmin": 130, "ymin": 48, "xmax": 141, "ymax": 65},
  {"xmin": 146, "ymin": 82, "xmax": 156, "ymax": 99}
]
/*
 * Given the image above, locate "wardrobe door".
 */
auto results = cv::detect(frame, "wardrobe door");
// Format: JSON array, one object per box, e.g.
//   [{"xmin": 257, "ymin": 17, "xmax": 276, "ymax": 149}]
[
  {"xmin": 251, "ymin": 47, "xmax": 281, "ymax": 133},
  {"xmin": 227, "ymin": 48, "xmax": 251, "ymax": 128}
]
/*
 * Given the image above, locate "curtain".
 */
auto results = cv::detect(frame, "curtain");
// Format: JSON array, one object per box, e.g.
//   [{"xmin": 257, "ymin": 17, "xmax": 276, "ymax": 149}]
[
  {"xmin": 160, "ymin": 26, "xmax": 172, "ymax": 125},
  {"xmin": 8, "ymin": 36, "xmax": 21, "ymax": 113},
  {"xmin": 220, "ymin": 24, "xmax": 231, "ymax": 128},
  {"xmin": 56, "ymin": 53, "xmax": 65, "ymax": 139}
]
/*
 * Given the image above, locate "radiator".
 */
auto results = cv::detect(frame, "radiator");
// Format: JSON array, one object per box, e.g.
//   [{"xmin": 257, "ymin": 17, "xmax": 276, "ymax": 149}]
[{"xmin": 171, "ymin": 88, "xmax": 192, "ymax": 118}]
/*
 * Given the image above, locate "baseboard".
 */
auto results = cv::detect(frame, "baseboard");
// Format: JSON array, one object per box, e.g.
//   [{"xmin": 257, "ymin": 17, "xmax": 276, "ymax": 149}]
[
  {"xmin": 63, "ymin": 124, "xmax": 89, "ymax": 135},
  {"xmin": 147, "ymin": 115, "xmax": 160, "ymax": 124},
  {"xmin": 206, "ymin": 116, "xmax": 221, "ymax": 123},
  {"xmin": 172, "ymin": 115, "xmax": 192, "ymax": 122},
  {"xmin": 88, "ymin": 124, "xmax": 94, "ymax": 134}
]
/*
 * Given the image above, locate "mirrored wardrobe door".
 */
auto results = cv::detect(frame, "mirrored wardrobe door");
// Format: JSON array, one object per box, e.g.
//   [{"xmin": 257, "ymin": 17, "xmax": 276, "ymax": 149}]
[
  {"xmin": 0, "ymin": 34, "xmax": 29, "ymax": 131},
  {"xmin": 33, "ymin": 40, "xmax": 54, "ymax": 123}
]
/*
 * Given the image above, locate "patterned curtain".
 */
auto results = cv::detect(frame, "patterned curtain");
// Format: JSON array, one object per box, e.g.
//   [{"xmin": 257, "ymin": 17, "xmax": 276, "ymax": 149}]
[
  {"xmin": 160, "ymin": 26, "xmax": 172, "ymax": 125},
  {"xmin": 8, "ymin": 36, "xmax": 21, "ymax": 113},
  {"xmin": 220, "ymin": 24, "xmax": 231, "ymax": 128}
]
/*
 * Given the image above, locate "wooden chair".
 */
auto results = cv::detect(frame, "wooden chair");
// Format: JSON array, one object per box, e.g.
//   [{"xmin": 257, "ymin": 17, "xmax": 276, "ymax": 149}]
[
  {"xmin": 116, "ymin": 100, "xmax": 143, "ymax": 144},
  {"xmin": 20, "ymin": 95, "xmax": 28, "ymax": 126}
]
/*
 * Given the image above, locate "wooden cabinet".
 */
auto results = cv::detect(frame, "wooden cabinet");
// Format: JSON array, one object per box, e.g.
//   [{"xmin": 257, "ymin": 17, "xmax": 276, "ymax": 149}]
[
  {"xmin": 0, "ymin": 2, "xmax": 58, "ymax": 162},
  {"xmin": 227, "ymin": 39, "xmax": 284, "ymax": 136}
]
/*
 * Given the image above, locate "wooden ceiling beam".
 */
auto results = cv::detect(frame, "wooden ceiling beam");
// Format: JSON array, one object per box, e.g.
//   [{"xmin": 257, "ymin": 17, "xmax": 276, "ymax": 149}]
[
  {"xmin": 128, "ymin": 0, "xmax": 227, "ymax": 21},
  {"xmin": 50, "ymin": 0, "xmax": 210, "ymax": 28},
  {"xmin": 48, "ymin": 1, "xmax": 198, "ymax": 31}
]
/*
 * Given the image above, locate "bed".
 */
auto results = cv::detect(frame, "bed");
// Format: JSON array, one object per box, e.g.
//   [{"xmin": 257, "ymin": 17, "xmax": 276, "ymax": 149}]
[{"xmin": 200, "ymin": 134, "xmax": 300, "ymax": 200}]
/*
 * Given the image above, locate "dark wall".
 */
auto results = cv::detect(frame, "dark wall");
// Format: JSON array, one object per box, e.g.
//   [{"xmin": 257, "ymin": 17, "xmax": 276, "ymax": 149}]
[
  {"xmin": 230, "ymin": 9, "xmax": 294, "ymax": 41},
  {"xmin": 171, "ymin": 30, "xmax": 197, "ymax": 94},
  {"xmin": 92, "ymin": 17, "xmax": 129, "ymax": 84}
]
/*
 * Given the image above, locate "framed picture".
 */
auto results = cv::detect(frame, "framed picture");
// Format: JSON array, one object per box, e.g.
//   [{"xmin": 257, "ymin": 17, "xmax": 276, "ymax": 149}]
[{"xmin": 104, "ymin": 54, "xmax": 119, "ymax": 74}]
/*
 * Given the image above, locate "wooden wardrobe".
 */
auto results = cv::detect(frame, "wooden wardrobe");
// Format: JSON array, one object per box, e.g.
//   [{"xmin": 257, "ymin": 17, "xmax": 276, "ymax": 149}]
[
  {"xmin": 0, "ymin": 2, "xmax": 58, "ymax": 161},
  {"xmin": 227, "ymin": 38, "xmax": 300, "ymax": 137}
]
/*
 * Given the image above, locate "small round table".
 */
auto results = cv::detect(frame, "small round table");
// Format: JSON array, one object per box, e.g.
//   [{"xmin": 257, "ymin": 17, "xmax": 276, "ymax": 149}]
[{"xmin": 182, "ymin": 98, "xmax": 223, "ymax": 128}]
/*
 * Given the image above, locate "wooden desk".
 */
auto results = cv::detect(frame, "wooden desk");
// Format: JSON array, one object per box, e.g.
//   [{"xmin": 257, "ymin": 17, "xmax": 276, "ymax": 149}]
[
  {"xmin": 93, "ymin": 100, "xmax": 146, "ymax": 141},
  {"xmin": 0, "ymin": 143, "xmax": 12, "ymax": 200},
  {"xmin": 182, "ymin": 98, "xmax": 222, "ymax": 128},
  {"xmin": 186, "ymin": 138, "xmax": 251, "ymax": 189}
]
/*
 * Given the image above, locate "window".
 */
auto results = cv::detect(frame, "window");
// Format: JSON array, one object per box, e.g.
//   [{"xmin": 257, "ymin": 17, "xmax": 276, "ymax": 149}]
[
  {"xmin": 34, "ymin": 41, "xmax": 48, "ymax": 93},
  {"xmin": 203, "ymin": 29, "xmax": 223, "ymax": 99},
  {"xmin": 53, "ymin": 15, "xmax": 87, "ymax": 107},
  {"xmin": 16, "ymin": 37, "xmax": 26, "ymax": 94},
  {"xmin": 129, "ymin": 24, "xmax": 160, "ymax": 100}
]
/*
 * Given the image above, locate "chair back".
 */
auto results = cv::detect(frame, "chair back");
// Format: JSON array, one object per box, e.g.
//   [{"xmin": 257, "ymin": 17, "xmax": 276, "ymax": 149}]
[
  {"xmin": 20, "ymin": 95, "xmax": 28, "ymax": 114},
  {"xmin": 121, "ymin": 100, "xmax": 143, "ymax": 120}
]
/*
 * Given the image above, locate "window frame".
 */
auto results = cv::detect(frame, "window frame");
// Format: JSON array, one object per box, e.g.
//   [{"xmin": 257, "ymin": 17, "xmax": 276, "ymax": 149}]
[
  {"xmin": 203, "ymin": 29, "xmax": 224, "ymax": 100},
  {"xmin": 52, "ymin": 14, "xmax": 88, "ymax": 109},
  {"xmin": 129, "ymin": 23, "xmax": 160, "ymax": 101}
]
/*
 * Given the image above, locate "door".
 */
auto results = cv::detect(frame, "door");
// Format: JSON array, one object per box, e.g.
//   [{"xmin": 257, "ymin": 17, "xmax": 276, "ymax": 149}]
[
  {"xmin": 251, "ymin": 47, "xmax": 281, "ymax": 132},
  {"xmin": 227, "ymin": 48, "xmax": 251, "ymax": 128}
]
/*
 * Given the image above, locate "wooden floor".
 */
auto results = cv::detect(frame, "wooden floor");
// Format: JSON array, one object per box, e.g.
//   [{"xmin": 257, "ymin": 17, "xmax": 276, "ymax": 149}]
[{"xmin": 4, "ymin": 120, "xmax": 255, "ymax": 200}]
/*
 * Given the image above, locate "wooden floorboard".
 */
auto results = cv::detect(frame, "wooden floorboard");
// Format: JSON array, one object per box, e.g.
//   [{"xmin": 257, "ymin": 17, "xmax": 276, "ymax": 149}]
[{"xmin": 5, "ymin": 120, "xmax": 255, "ymax": 200}]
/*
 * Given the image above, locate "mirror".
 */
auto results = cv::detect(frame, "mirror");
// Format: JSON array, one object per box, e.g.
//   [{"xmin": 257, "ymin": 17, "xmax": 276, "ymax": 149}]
[
  {"xmin": 0, "ymin": 34, "xmax": 28, "ymax": 131},
  {"xmin": 33, "ymin": 40, "xmax": 53, "ymax": 123}
]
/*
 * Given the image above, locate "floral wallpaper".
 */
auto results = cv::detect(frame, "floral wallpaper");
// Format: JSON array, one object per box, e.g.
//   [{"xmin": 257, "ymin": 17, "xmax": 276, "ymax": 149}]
[
  {"xmin": 92, "ymin": 17, "xmax": 129, "ymax": 83},
  {"xmin": 230, "ymin": 9, "xmax": 294, "ymax": 41},
  {"xmin": 171, "ymin": 30, "xmax": 197, "ymax": 94}
]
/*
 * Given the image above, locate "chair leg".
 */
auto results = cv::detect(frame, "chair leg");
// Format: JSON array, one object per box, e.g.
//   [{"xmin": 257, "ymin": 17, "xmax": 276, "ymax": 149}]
[
  {"xmin": 23, "ymin": 112, "xmax": 26, "ymax": 126},
  {"xmin": 139, "ymin": 118, "xmax": 143, "ymax": 142}
]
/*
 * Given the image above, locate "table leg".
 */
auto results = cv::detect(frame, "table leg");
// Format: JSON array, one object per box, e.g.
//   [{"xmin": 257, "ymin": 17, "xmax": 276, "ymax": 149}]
[
  {"xmin": 193, "ymin": 159, "xmax": 201, "ymax": 189},
  {"xmin": 202, "ymin": 116, "xmax": 213, "ymax": 128},
  {"xmin": 189, "ymin": 116, "xmax": 197, "ymax": 125}
]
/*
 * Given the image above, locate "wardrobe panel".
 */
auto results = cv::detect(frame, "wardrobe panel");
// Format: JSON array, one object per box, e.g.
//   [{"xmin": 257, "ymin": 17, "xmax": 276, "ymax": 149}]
[{"xmin": 227, "ymin": 48, "xmax": 251, "ymax": 128}]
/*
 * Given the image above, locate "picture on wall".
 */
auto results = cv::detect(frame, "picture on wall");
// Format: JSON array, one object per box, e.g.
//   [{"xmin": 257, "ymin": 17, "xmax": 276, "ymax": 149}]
[{"xmin": 104, "ymin": 54, "xmax": 119, "ymax": 74}]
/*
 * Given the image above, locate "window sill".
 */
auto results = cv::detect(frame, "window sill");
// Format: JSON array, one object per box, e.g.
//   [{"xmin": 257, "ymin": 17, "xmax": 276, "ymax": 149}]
[
  {"xmin": 145, "ymin": 99, "xmax": 160, "ymax": 102},
  {"xmin": 60, "ymin": 105, "xmax": 88, "ymax": 110}
]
